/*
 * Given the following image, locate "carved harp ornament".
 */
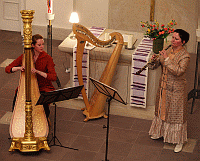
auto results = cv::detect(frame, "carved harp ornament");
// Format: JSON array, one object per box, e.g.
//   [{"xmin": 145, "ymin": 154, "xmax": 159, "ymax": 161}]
[{"xmin": 73, "ymin": 23, "xmax": 124, "ymax": 121}]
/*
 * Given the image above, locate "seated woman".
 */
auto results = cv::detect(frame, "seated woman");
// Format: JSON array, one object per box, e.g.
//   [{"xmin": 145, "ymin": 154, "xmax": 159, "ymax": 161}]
[{"xmin": 5, "ymin": 34, "xmax": 57, "ymax": 124}]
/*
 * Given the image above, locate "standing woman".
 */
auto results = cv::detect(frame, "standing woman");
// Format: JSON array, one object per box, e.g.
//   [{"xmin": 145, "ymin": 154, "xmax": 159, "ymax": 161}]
[
  {"xmin": 149, "ymin": 29, "xmax": 190, "ymax": 153},
  {"xmin": 5, "ymin": 34, "xmax": 57, "ymax": 122}
]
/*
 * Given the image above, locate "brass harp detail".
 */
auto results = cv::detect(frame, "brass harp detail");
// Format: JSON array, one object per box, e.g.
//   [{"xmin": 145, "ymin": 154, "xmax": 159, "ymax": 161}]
[
  {"xmin": 73, "ymin": 23, "xmax": 123, "ymax": 122},
  {"xmin": 9, "ymin": 10, "xmax": 50, "ymax": 152},
  {"xmin": 21, "ymin": 10, "xmax": 34, "ymax": 49}
]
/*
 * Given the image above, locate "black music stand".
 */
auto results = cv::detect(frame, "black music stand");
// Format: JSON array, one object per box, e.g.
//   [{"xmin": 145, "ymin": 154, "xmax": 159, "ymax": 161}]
[
  {"xmin": 89, "ymin": 77, "xmax": 127, "ymax": 161},
  {"xmin": 36, "ymin": 85, "xmax": 84, "ymax": 150}
]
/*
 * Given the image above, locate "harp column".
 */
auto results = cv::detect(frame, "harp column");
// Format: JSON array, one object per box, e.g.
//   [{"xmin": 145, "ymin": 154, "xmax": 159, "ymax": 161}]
[{"xmin": 9, "ymin": 10, "xmax": 50, "ymax": 152}]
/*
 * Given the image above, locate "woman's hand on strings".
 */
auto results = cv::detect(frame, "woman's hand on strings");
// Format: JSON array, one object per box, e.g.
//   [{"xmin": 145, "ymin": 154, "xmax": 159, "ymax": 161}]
[
  {"xmin": 12, "ymin": 66, "xmax": 25, "ymax": 72},
  {"xmin": 31, "ymin": 68, "xmax": 47, "ymax": 78}
]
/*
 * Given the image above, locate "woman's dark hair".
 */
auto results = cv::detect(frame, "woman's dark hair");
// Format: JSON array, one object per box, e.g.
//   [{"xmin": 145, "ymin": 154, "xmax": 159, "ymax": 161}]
[
  {"xmin": 174, "ymin": 29, "xmax": 190, "ymax": 45},
  {"xmin": 32, "ymin": 34, "xmax": 43, "ymax": 46}
]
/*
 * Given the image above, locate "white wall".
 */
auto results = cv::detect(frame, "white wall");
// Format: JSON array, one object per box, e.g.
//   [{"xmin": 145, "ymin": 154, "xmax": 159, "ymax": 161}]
[
  {"xmin": 76, "ymin": 0, "xmax": 108, "ymax": 28},
  {"xmin": 25, "ymin": 0, "xmax": 108, "ymax": 40},
  {"xmin": 199, "ymin": 0, "xmax": 200, "ymax": 29},
  {"xmin": 24, "ymin": 0, "xmax": 198, "ymax": 53},
  {"xmin": 26, "ymin": 0, "xmax": 73, "ymax": 29},
  {"xmin": 108, "ymin": 0, "xmax": 199, "ymax": 53},
  {"xmin": 26, "ymin": 0, "xmax": 108, "ymax": 29}
]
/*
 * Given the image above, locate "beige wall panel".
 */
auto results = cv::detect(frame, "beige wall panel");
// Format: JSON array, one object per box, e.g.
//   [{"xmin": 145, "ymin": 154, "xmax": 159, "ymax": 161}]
[
  {"xmin": 77, "ymin": 0, "xmax": 108, "ymax": 28},
  {"xmin": 108, "ymin": 0, "xmax": 198, "ymax": 53},
  {"xmin": 109, "ymin": 0, "xmax": 150, "ymax": 32}
]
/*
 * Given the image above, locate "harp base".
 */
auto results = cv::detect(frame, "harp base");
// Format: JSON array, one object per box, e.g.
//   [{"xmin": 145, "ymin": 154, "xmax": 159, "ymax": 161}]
[
  {"xmin": 82, "ymin": 109, "xmax": 107, "ymax": 122},
  {"xmin": 9, "ymin": 137, "xmax": 50, "ymax": 152}
]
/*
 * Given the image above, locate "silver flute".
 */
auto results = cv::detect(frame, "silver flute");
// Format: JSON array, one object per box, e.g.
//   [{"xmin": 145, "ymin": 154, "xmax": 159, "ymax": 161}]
[{"xmin": 135, "ymin": 44, "xmax": 171, "ymax": 75}]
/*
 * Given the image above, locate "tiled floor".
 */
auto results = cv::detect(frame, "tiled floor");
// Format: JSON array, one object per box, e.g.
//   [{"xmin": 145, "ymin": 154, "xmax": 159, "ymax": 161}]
[{"xmin": 0, "ymin": 30, "xmax": 199, "ymax": 161}]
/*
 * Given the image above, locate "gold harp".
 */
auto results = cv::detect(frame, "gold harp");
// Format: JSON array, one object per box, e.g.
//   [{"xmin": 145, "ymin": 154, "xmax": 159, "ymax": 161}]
[
  {"xmin": 73, "ymin": 23, "xmax": 123, "ymax": 121},
  {"xmin": 9, "ymin": 10, "xmax": 50, "ymax": 152}
]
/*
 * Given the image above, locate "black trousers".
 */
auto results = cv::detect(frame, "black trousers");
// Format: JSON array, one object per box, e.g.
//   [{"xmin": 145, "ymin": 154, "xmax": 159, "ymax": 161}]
[{"xmin": 12, "ymin": 90, "xmax": 50, "ymax": 118}]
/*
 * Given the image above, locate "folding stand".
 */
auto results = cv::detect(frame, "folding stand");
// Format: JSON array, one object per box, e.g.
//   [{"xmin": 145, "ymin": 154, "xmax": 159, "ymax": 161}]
[
  {"xmin": 36, "ymin": 85, "xmax": 83, "ymax": 150},
  {"xmin": 89, "ymin": 77, "xmax": 127, "ymax": 161}
]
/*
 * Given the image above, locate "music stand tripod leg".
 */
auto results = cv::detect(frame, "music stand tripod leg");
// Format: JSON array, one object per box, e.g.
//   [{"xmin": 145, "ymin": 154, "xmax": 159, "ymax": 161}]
[
  {"xmin": 103, "ymin": 97, "xmax": 112, "ymax": 161},
  {"xmin": 89, "ymin": 77, "xmax": 126, "ymax": 161},
  {"xmin": 36, "ymin": 86, "xmax": 84, "ymax": 150},
  {"xmin": 48, "ymin": 103, "xmax": 78, "ymax": 150},
  {"xmin": 48, "ymin": 103, "xmax": 61, "ymax": 146}
]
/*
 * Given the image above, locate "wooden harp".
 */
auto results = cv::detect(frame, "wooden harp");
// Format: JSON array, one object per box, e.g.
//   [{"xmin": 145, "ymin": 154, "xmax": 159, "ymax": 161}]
[{"xmin": 73, "ymin": 23, "xmax": 123, "ymax": 121}]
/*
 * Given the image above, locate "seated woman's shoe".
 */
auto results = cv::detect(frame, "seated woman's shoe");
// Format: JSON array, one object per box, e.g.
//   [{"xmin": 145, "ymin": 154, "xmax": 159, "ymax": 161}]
[{"xmin": 174, "ymin": 143, "xmax": 183, "ymax": 153}]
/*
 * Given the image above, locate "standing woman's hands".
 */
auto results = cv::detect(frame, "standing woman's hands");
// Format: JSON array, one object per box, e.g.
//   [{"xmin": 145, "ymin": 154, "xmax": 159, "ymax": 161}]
[
  {"xmin": 159, "ymin": 49, "xmax": 168, "ymax": 64},
  {"xmin": 151, "ymin": 54, "xmax": 157, "ymax": 60},
  {"xmin": 159, "ymin": 49, "xmax": 168, "ymax": 59}
]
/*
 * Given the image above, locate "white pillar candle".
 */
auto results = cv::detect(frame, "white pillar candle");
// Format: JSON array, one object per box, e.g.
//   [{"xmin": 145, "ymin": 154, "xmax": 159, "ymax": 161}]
[
  {"xmin": 105, "ymin": 33, "xmax": 110, "ymax": 41},
  {"xmin": 128, "ymin": 35, "xmax": 133, "ymax": 48},
  {"xmin": 47, "ymin": 0, "xmax": 53, "ymax": 14}
]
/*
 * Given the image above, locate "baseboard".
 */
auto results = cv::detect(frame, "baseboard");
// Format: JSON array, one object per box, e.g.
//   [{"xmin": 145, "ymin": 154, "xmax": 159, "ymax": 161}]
[{"xmin": 32, "ymin": 25, "xmax": 72, "ymax": 41}]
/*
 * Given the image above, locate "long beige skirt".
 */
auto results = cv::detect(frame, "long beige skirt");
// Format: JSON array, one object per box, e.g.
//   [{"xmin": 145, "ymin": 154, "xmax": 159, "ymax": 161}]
[{"xmin": 149, "ymin": 116, "xmax": 187, "ymax": 144}]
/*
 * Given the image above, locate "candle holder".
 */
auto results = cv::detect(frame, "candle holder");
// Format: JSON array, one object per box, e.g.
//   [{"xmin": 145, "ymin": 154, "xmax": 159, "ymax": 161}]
[
  {"xmin": 69, "ymin": 12, "xmax": 79, "ymax": 40},
  {"xmin": 125, "ymin": 44, "xmax": 135, "ymax": 50}
]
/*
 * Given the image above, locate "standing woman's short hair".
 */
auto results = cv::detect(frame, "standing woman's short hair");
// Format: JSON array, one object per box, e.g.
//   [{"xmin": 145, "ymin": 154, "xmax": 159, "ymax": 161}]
[
  {"xmin": 32, "ymin": 34, "xmax": 43, "ymax": 46},
  {"xmin": 174, "ymin": 29, "xmax": 190, "ymax": 45}
]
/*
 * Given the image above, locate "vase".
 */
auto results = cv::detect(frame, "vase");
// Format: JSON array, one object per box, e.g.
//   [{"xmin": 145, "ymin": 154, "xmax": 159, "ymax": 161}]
[{"xmin": 153, "ymin": 38, "xmax": 164, "ymax": 54}]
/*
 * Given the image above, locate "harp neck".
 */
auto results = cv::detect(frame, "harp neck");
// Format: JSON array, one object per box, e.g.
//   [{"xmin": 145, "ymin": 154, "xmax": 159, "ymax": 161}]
[{"xmin": 73, "ymin": 23, "xmax": 123, "ymax": 47}]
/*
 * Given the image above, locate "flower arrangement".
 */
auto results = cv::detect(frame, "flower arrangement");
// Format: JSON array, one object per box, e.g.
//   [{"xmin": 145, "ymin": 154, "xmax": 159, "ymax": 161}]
[{"xmin": 141, "ymin": 19, "xmax": 177, "ymax": 40}]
